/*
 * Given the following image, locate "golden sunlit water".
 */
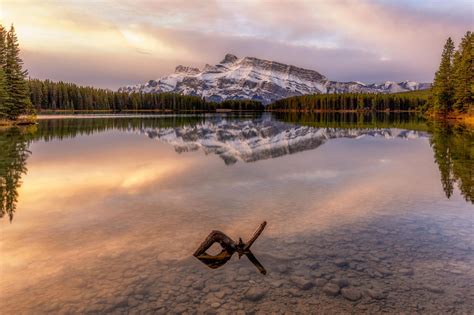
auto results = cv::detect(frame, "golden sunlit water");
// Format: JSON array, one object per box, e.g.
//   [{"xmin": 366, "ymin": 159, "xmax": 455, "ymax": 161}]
[{"xmin": 1, "ymin": 113, "xmax": 473, "ymax": 314}]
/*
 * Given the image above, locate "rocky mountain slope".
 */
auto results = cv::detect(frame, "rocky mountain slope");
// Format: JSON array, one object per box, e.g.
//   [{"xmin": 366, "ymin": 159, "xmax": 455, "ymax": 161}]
[{"xmin": 120, "ymin": 54, "xmax": 431, "ymax": 105}]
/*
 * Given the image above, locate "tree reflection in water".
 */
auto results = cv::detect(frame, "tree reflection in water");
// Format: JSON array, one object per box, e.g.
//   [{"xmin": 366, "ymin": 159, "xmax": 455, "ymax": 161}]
[
  {"xmin": 429, "ymin": 121, "xmax": 473, "ymax": 203},
  {"xmin": 0, "ymin": 126, "xmax": 35, "ymax": 222}
]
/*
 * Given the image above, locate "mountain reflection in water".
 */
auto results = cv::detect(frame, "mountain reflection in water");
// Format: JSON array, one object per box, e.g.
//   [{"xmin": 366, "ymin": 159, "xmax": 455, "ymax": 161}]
[{"xmin": 141, "ymin": 119, "xmax": 427, "ymax": 165}]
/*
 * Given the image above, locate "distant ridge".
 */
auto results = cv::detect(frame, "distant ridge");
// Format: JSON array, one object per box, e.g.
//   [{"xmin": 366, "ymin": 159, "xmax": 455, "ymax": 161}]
[{"xmin": 119, "ymin": 54, "xmax": 431, "ymax": 104}]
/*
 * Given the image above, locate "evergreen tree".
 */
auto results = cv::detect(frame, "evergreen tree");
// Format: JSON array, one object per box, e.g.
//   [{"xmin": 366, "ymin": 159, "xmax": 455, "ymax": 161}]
[
  {"xmin": 0, "ymin": 24, "xmax": 6, "ymax": 69},
  {"xmin": 4, "ymin": 24, "xmax": 33, "ymax": 120},
  {"xmin": 453, "ymin": 31, "xmax": 473, "ymax": 112},
  {"xmin": 0, "ymin": 24, "xmax": 7, "ymax": 120},
  {"xmin": 0, "ymin": 68, "xmax": 8, "ymax": 119},
  {"xmin": 432, "ymin": 37, "xmax": 455, "ymax": 114}
]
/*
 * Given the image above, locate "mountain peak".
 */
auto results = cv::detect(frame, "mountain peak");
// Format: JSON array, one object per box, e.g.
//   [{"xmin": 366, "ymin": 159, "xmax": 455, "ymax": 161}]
[
  {"xmin": 220, "ymin": 53, "xmax": 238, "ymax": 64},
  {"xmin": 119, "ymin": 54, "xmax": 431, "ymax": 104}
]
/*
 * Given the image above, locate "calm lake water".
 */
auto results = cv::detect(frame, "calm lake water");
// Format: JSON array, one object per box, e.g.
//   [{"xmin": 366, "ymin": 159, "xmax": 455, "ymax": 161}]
[{"xmin": 1, "ymin": 113, "xmax": 473, "ymax": 314}]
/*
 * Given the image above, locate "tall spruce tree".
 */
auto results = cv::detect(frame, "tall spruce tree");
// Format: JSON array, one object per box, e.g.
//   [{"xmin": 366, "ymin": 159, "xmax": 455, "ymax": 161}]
[
  {"xmin": 0, "ymin": 68, "xmax": 8, "ymax": 119},
  {"xmin": 432, "ymin": 37, "xmax": 455, "ymax": 114},
  {"xmin": 453, "ymin": 31, "xmax": 473, "ymax": 112},
  {"xmin": 0, "ymin": 24, "xmax": 7, "ymax": 120},
  {"xmin": 0, "ymin": 24, "xmax": 6, "ymax": 68},
  {"xmin": 4, "ymin": 24, "xmax": 32, "ymax": 120}
]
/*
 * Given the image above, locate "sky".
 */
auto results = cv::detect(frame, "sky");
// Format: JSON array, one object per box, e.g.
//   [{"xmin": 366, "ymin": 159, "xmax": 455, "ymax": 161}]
[{"xmin": 1, "ymin": 0, "xmax": 472, "ymax": 89}]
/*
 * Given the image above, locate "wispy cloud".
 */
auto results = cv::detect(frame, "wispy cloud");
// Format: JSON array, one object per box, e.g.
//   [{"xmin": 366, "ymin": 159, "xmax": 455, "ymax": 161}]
[{"xmin": 1, "ymin": 0, "xmax": 471, "ymax": 88}]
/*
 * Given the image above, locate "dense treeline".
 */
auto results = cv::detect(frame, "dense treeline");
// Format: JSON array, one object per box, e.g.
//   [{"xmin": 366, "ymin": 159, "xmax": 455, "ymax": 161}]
[
  {"xmin": 268, "ymin": 31, "xmax": 473, "ymax": 115},
  {"xmin": 219, "ymin": 99, "xmax": 265, "ymax": 111},
  {"xmin": 432, "ymin": 32, "xmax": 473, "ymax": 114},
  {"xmin": 28, "ymin": 79, "xmax": 265, "ymax": 112},
  {"xmin": 266, "ymin": 93, "xmax": 428, "ymax": 112},
  {"xmin": 28, "ymin": 79, "xmax": 206, "ymax": 111},
  {"xmin": 0, "ymin": 24, "xmax": 34, "ymax": 121}
]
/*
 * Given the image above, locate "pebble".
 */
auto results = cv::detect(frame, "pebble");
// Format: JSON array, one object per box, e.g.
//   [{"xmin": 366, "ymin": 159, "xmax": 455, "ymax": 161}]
[
  {"xmin": 309, "ymin": 262, "xmax": 320, "ymax": 270},
  {"xmin": 269, "ymin": 280, "xmax": 284, "ymax": 288},
  {"xmin": 192, "ymin": 280, "xmax": 205, "ymax": 290},
  {"xmin": 312, "ymin": 271, "xmax": 323, "ymax": 278},
  {"xmin": 175, "ymin": 295, "xmax": 188, "ymax": 303},
  {"xmin": 424, "ymin": 284, "xmax": 445, "ymax": 294},
  {"xmin": 276, "ymin": 265, "xmax": 290, "ymax": 274},
  {"xmin": 341, "ymin": 287, "xmax": 362, "ymax": 301},
  {"xmin": 288, "ymin": 288, "xmax": 303, "ymax": 297},
  {"xmin": 367, "ymin": 269, "xmax": 383, "ymax": 278},
  {"xmin": 244, "ymin": 287, "xmax": 267, "ymax": 301},
  {"xmin": 376, "ymin": 267, "xmax": 393, "ymax": 276},
  {"xmin": 174, "ymin": 305, "xmax": 188, "ymax": 313},
  {"xmin": 323, "ymin": 283, "xmax": 340, "ymax": 296},
  {"xmin": 334, "ymin": 259, "xmax": 349, "ymax": 268},
  {"xmin": 214, "ymin": 290, "xmax": 227, "ymax": 299},
  {"xmin": 235, "ymin": 275, "xmax": 250, "ymax": 282},
  {"xmin": 127, "ymin": 298, "xmax": 139, "ymax": 308},
  {"xmin": 291, "ymin": 277, "xmax": 314, "ymax": 290},
  {"xmin": 399, "ymin": 268, "xmax": 414, "ymax": 276},
  {"xmin": 331, "ymin": 278, "xmax": 349, "ymax": 288},
  {"xmin": 315, "ymin": 279, "xmax": 327, "ymax": 287},
  {"xmin": 207, "ymin": 284, "xmax": 221, "ymax": 292},
  {"xmin": 366, "ymin": 288, "xmax": 386, "ymax": 300}
]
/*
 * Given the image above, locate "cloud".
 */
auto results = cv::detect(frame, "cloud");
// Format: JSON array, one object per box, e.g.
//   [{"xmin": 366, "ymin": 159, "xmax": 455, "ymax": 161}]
[{"xmin": 2, "ymin": 0, "xmax": 472, "ymax": 88}]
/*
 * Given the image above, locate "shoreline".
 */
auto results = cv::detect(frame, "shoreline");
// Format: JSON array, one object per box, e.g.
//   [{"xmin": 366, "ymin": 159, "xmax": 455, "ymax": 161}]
[
  {"xmin": 0, "ymin": 117, "xmax": 37, "ymax": 126},
  {"xmin": 425, "ymin": 112, "xmax": 474, "ymax": 127},
  {"xmin": 3, "ymin": 110, "xmax": 473, "ymax": 127}
]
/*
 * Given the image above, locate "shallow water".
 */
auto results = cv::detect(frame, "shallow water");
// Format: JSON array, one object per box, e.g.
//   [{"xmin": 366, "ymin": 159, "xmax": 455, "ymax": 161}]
[{"xmin": 1, "ymin": 113, "xmax": 473, "ymax": 314}]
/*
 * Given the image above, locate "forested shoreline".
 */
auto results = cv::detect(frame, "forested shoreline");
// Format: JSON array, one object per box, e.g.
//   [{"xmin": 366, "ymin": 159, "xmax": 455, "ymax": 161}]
[
  {"xmin": 267, "ymin": 32, "xmax": 473, "ymax": 118},
  {"xmin": 266, "ymin": 91, "xmax": 429, "ymax": 112},
  {"xmin": 28, "ymin": 79, "xmax": 265, "ymax": 112}
]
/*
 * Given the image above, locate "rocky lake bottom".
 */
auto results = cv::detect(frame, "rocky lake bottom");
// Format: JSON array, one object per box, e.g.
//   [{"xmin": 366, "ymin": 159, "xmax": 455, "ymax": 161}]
[{"xmin": 2, "ymin": 212, "xmax": 472, "ymax": 314}]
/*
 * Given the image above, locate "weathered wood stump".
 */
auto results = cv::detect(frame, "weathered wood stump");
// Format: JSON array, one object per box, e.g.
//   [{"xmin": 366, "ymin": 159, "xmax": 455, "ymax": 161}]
[{"xmin": 193, "ymin": 221, "xmax": 267, "ymax": 274}]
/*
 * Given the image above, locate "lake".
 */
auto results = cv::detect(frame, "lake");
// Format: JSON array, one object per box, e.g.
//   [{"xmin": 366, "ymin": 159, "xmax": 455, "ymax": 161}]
[{"xmin": 1, "ymin": 113, "xmax": 473, "ymax": 314}]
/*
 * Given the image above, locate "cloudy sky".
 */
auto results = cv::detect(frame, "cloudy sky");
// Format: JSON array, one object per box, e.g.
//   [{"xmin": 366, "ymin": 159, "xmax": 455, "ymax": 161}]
[{"xmin": 1, "ymin": 0, "xmax": 472, "ymax": 89}]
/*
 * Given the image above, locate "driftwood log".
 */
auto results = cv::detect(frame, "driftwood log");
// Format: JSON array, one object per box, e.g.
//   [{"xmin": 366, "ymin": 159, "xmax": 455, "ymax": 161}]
[{"xmin": 193, "ymin": 221, "xmax": 267, "ymax": 274}]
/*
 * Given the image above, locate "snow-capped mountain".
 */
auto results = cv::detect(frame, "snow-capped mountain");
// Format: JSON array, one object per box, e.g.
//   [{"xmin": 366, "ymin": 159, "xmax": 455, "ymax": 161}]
[
  {"xmin": 119, "ymin": 54, "xmax": 431, "ymax": 105},
  {"xmin": 137, "ymin": 117, "xmax": 427, "ymax": 165}
]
